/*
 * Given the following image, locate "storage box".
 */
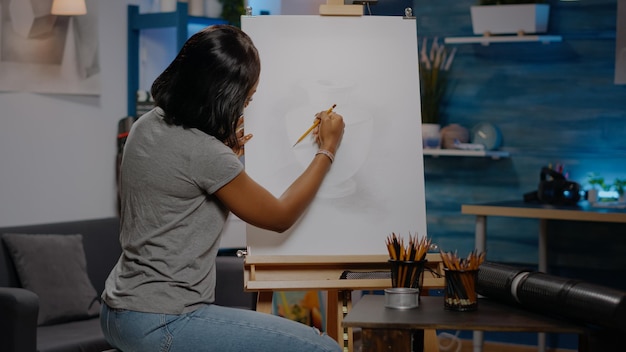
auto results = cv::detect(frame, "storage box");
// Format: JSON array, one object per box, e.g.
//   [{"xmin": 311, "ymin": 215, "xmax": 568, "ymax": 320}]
[{"xmin": 470, "ymin": 4, "xmax": 550, "ymax": 35}]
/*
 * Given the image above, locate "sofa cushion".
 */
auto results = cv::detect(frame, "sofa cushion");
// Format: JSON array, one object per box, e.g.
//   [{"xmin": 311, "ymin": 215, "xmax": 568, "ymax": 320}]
[
  {"xmin": 37, "ymin": 318, "xmax": 111, "ymax": 352},
  {"xmin": 1, "ymin": 233, "xmax": 101, "ymax": 326}
]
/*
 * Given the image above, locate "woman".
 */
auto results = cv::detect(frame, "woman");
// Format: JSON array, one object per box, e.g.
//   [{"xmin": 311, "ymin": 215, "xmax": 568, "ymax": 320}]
[{"xmin": 100, "ymin": 25, "xmax": 344, "ymax": 352}]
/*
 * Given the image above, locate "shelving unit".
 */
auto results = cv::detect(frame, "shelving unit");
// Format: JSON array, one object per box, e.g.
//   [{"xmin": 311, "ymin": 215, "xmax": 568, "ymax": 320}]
[
  {"xmin": 423, "ymin": 149, "xmax": 509, "ymax": 159},
  {"xmin": 127, "ymin": 2, "xmax": 227, "ymax": 117},
  {"xmin": 444, "ymin": 35, "xmax": 562, "ymax": 46},
  {"xmin": 440, "ymin": 32, "xmax": 556, "ymax": 160}
]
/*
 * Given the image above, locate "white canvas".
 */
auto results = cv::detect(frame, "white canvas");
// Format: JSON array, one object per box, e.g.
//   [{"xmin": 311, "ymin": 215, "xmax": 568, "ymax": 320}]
[{"xmin": 241, "ymin": 15, "xmax": 426, "ymax": 256}]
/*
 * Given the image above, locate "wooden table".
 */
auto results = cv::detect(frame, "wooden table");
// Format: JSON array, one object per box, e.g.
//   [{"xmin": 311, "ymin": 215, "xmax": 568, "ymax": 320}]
[
  {"xmin": 342, "ymin": 295, "xmax": 590, "ymax": 352},
  {"xmin": 461, "ymin": 200, "xmax": 626, "ymax": 273},
  {"xmin": 461, "ymin": 200, "xmax": 626, "ymax": 352}
]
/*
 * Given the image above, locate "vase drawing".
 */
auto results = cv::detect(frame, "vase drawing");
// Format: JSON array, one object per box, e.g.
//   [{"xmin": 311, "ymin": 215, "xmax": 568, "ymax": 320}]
[{"xmin": 286, "ymin": 79, "xmax": 374, "ymax": 198}]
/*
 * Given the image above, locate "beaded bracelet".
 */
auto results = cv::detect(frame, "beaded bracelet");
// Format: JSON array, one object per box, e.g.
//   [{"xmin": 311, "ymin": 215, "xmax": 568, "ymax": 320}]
[{"xmin": 315, "ymin": 149, "xmax": 335, "ymax": 164}]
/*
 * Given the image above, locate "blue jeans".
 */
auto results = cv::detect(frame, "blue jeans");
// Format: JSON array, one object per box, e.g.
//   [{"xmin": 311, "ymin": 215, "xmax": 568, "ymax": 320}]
[{"xmin": 100, "ymin": 303, "xmax": 342, "ymax": 352}]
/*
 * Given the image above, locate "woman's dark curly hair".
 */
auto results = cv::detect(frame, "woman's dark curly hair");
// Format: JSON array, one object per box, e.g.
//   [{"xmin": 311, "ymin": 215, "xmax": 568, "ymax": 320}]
[{"xmin": 151, "ymin": 25, "xmax": 260, "ymax": 152}]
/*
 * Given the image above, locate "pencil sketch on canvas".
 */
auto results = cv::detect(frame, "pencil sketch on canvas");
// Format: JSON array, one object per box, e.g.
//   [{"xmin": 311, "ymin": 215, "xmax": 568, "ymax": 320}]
[{"xmin": 241, "ymin": 15, "xmax": 427, "ymax": 256}]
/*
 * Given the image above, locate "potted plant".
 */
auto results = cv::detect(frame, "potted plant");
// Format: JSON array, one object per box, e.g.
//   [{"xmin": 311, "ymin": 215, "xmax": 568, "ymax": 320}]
[
  {"xmin": 219, "ymin": 0, "xmax": 244, "ymax": 27},
  {"xmin": 470, "ymin": 0, "xmax": 550, "ymax": 36},
  {"xmin": 419, "ymin": 37, "xmax": 456, "ymax": 149},
  {"xmin": 586, "ymin": 172, "xmax": 607, "ymax": 203},
  {"xmin": 613, "ymin": 178, "xmax": 626, "ymax": 203}
]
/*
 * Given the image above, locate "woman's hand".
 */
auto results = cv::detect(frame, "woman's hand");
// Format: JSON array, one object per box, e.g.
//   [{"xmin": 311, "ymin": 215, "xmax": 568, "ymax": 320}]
[
  {"xmin": 233, "ymin": 115, "xmax": 253, "ymax": 157},
  {"xmin": 313, "ymin": 109, "xmax": 344, "ymax": 154},
  {"xmin": 217, "ymin": 110, "xmax": 343, "ymax": 233}
]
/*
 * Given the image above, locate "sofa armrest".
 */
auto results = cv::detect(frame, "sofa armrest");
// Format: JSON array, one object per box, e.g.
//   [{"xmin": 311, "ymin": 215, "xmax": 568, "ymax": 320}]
[
  {"xmin": 0, "ymin": 287, "xmax": 39, "ymax": 352},
  {"xmin": 215, "ymin": 256, "xmax": 257, "ymax": 310}
]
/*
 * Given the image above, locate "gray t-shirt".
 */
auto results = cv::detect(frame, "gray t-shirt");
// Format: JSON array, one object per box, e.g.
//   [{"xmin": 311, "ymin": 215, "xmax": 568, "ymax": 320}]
[{"xmin": 102, "ymin": 108, "xmax": 243, "ymax": 314}]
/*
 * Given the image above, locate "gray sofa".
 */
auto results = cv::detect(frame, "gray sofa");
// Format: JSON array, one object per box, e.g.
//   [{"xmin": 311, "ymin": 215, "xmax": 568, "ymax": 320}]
[{"xmin": 0, "ymin": 218, "xmax": 256, "ymax": 352}]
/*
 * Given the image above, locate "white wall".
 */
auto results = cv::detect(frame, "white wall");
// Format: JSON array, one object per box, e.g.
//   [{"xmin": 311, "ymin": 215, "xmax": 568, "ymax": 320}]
[
  {"xmin": 0, "ymin": 0, "xmax": 330, "ymax": 228},
  {"xmin": 0, "ymin": 0, "xmax": 133, "ymax": 226}
]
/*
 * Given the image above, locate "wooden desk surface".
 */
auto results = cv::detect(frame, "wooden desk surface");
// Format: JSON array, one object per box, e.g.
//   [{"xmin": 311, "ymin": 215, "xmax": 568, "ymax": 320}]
[
  {"xmin": 461, "ymin": 200, "xmax": 626, "ymax": 223},
  {"xmin": 343, "ymin": 295, "xmax": 587, "ymax": 335}
]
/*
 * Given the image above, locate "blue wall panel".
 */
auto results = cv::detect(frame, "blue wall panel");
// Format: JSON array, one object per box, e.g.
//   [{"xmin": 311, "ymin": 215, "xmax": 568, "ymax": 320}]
[{"xmin": 406, "ymin": 0, "xmax": 626, "ymax": 289}]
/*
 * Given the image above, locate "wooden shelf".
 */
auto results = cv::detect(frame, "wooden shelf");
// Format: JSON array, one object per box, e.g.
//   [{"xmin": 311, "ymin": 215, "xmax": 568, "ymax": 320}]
[
  {"xmin": 423, "ymin": 149, "xmax": 510, "ymax": 159},
  {"xmin": 127, "ymin": 2, "xmax": 227, "ymax": 117},
  {"xmin": 444, "ymin": 35, "xmax": 562, "ymax": 45}
]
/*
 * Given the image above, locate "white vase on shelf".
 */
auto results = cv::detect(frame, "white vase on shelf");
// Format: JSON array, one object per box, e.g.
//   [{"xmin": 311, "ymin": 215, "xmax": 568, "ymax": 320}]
[
  {"xmin": 421, "ymin": 123, "xmax": 441, "ymax": 149},
  {"xmin": 470, "ymin": 4, "xmax": 550, "ymax": 36},
  {"xmin": 587, "ymin": 189, "xmax": 598, "ymax": 204},
  {"xmin": 160, "ymin": 0, "xmax": 177, "ymax": 12},
  {"xmin": 204, "ymin": 0, "xmax": 222, "ymax": 18},
  {"xmin": 188, "ymin": 0, "xmax": 204, "ymax": 16}
]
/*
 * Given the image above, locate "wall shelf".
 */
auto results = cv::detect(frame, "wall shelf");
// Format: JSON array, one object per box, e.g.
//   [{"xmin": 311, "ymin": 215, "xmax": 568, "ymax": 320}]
[
  {"xmin": 423, "ymin": 149, "xmax": 510, "ymax": 159},
  {"xmin": 444, "ymin": 35, "xmax": 562, "ymax": 45}
]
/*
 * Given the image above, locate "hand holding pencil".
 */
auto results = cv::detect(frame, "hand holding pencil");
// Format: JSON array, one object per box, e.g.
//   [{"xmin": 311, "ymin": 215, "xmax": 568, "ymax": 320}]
[
  {"xmin": 293, "ymin": 104, "xmax": 335, "ymax": 147},
  {"xmin": 293, "ymin": 104, "xmax": 344, "ymax": 152}
]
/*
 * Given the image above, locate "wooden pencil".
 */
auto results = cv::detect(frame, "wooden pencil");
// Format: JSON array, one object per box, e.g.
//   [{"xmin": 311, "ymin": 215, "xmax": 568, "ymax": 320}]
[{"xmin": 292, "ymin": 104, "xmax": 336, "ymax": 147}]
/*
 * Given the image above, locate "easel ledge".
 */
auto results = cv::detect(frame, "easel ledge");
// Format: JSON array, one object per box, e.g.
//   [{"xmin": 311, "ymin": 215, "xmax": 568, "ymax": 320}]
[
  {"xmin": 244, "ymin": 253, "xmax": 444, "ymax": 352},
  {"xmin": 244, "ymin": 253, "xmax": 444, "ymax": 291}
]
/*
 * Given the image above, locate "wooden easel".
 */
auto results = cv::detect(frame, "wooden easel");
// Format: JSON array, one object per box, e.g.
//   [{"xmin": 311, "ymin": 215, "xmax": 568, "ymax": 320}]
[
  {"xmin": 241, "ymin": 6, "xmax": 433, "ymax": 351},
  {"xmin": 244, "ymin": 254, "xmax": 445, "ymax": 352}
]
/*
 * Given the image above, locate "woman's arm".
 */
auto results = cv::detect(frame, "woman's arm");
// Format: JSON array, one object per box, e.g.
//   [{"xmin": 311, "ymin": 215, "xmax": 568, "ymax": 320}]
[
  {"xmin": 214, "ymin": 110, "xmax": 344, "ymax": 233},
  {"xmin": 214, "ymin": 155, "xmax": 330, "ymax": 233}
]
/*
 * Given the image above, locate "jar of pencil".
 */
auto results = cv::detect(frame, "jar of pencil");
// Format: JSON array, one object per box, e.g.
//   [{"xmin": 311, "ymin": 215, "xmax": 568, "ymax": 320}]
[
  {"xmin": 443, "ymin": 268, "xmax": 478, "ymax": 311},
  {"xmin": 386, "ymin": 233, "xmax": 431, "ymax": 292},
  {"xmin": 389, "ymin": 259, "xmax": 427, "ymax": 289},
  {"xmin": 440, "ymin": 250, "xmax": 485, "ymax": 312}
]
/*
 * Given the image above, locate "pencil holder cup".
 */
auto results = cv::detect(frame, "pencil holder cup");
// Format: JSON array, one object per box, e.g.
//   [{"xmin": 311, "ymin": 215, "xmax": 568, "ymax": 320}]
[
  {"xmin": 389, "ymin": 259, "xmax": 427, "ymax": 290},
  {"xmin": 444, "ymin": 268, "xmax": 478, "ymax": 311}
]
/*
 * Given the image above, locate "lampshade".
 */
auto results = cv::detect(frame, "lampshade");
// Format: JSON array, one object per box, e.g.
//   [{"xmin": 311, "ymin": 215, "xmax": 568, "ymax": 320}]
[{"xmin": 51, "ymin": 0, "xmax": 87, "ymax": 15}]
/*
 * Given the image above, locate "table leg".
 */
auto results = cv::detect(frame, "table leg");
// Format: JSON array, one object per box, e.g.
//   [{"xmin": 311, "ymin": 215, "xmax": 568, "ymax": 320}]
[
  {"xmin": 538, "ymin": 333, "xmax": 547, "ymax": 352},
  {"xmin": 578, "ymin": 331, "xmax": 589, "ymax": 352},
  {"xmin": 473, "ymin": 331, "xmax": 483, "ymax": 352},
  {"xmin": 538, "ymin": 219, "xmax": 548, "ymax": 272},
  {"xmin": 473, "ymin": 215, "xmax": 487, "ymax": 352},
  {"xmin": 475, "ymin": 215, "xmax": 487, "ymax": 253},
  {"xmin": 424, "ymin": 329, "xmax": 440, "ymax": 352},
  {"xmin": 537, "ymin": 219, "xmax": 548, "ymax": 352}
]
